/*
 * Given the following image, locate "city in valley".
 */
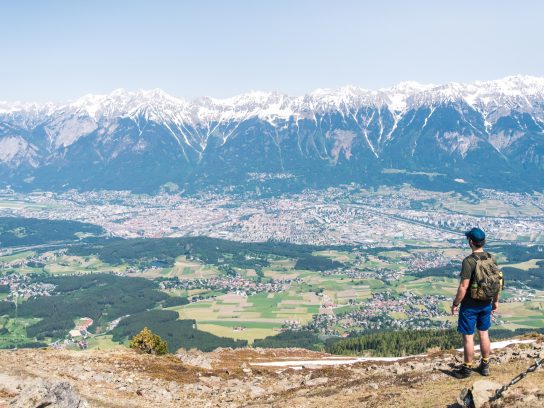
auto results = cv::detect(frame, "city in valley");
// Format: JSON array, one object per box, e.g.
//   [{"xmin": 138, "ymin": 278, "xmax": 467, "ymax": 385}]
[{"xmin": 1, "ymin": 185, "xmax": 543, "ymax": 245}]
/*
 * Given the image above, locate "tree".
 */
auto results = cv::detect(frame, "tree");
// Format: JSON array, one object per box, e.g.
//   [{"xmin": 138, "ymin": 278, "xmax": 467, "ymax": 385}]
[{"xmin": 129, "ymin": 327, "xmax": 168, "ymax": 355}]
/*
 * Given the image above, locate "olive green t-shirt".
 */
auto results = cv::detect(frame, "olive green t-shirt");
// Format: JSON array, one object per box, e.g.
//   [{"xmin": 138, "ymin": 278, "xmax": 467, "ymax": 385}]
[{"xmin": 460, "ymin": 251, "xmax": 496, "ymax": 306}]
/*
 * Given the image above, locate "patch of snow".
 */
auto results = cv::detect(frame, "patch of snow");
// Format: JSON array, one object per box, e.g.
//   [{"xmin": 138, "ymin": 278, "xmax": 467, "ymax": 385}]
[
  {"xmin": 252, "ymin": 339, "xmax": 536, "ymax": 369},
  {"xmin": 0, "ymin": 136, "xmax": 37, "ymax": 166}
]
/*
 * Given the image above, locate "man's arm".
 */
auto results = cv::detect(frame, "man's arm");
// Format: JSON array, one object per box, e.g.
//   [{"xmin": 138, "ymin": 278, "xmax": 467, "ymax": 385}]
[
  {"xmin": 451, "ymin": 279, "xmax": 470, "ymax": 315},
  {"xmin": 492, "ymin": 292, "xmax": 499, "ymax": 311},
  {"xmin": 492, "ymin": 254, "xmax": 500, "ymax": 312}
]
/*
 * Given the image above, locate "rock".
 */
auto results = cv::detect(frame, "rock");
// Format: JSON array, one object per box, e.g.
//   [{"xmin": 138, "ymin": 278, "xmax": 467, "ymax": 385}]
[
  {"xmin": 305, "ymin": 377, "xmax": 329, "ymax": 387},
  {"xmin": 200, "ymin": 375, "xmax": 221, "ymax": 385},
  {"xmin": 458, "ymin": 380, "xmax": 501, "ymax": 408},
  {"xmin": 394, "ymin": 367, "xmax": 406, "ymax": 375},
  {"xmin": 248, "ymin": 385, "xmax": 266, "ymax": 397},
  {"xmin": 242, "ymin": 368, "xmax": 252, "ymax": 374},
  {"xmin": 10, "ymin": 379, "xmax": 89, "ymax": 408},
  {"xmin": 368, "ymin": 383, "xmax": 379, "ymax": 390},
  {"xmin": 176, "ymin": 350, "xmax": 213, "ymax": 370}
]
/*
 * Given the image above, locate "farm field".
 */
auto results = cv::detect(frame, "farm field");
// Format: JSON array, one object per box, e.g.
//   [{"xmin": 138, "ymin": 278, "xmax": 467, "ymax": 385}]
[
  {"xmin": 86, "ymin": 335, "xmax": 125, "ymax": 350},
  {"xmin": 44, "ymin": 255, "xmax": 127, "ymax": 275},
  {"xmin": 174, "ymin": 291, "xmax": 321, "ymax": 342},
  {"xmin": 0, "ymin": 250, "xmax": 36, "ymax": 263},
  {"xmin": 0, "ymin": 317, "xmax": 43, "ymax": 348},
  {"xmin": 503, "ymin": 258, "xmax": 542, "ymax": 270},
  {"xmin": 139, "ymin": 256, "xmax": 219, "ymax": 279}
]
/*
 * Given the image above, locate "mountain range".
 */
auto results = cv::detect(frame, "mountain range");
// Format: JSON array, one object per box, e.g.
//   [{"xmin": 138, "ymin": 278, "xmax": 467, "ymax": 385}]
[{"xmin": 1, "ymin": 75, "xmax": 543, "ymax": 193}]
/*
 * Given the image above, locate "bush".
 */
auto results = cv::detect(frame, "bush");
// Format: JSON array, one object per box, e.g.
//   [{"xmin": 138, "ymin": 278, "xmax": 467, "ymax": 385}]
[{"xmin": 130, "ymin": 327, "xmax": 168, "ymax": 355}]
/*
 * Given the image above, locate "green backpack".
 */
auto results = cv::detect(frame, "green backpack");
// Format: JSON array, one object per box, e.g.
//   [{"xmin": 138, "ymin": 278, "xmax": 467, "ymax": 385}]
[{"xmin": 470, "ymin": 253, "xmax": 504, "ymax": 301}]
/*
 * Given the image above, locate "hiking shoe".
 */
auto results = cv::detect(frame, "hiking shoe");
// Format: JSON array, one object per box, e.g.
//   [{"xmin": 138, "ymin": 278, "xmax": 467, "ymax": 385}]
[
  {"xmin": 478, "ymin": 360, "xmax": 490, "ymax": 376},
  {"xmin": 452, "ymin": 364, "xmax": 473, "ymax": 379}
]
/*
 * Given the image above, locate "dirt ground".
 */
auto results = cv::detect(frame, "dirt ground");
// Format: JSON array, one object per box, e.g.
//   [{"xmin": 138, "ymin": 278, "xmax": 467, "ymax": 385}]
[{"xmin": 0, "ymin": 339, "xmax": 543, "ymax": 408}]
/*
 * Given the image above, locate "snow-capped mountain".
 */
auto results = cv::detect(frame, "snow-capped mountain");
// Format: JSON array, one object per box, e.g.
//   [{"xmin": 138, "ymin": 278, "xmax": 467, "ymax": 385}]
[{"xmin": 1, "ymin": 75, "xmax": 543, "ymax": 193}]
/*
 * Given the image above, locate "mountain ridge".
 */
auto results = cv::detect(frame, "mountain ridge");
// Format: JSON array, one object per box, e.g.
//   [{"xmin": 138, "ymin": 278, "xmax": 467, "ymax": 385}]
[{"xmin": 1, "ymin": 75, "xmax": 543, "ymax": 193}]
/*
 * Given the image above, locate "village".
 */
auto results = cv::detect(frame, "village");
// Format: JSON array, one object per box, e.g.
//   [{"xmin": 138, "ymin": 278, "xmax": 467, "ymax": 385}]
[
  {"xmin": 306, "ymin": 291, "xmax": 452, "ymax": 335},
  {"xmin": 0, "ymin": 273, "xmax": 56, "ymax": 301},
  {"xmin": 159, "ymin": 275, "xmax": 302, "ymax": 298}
]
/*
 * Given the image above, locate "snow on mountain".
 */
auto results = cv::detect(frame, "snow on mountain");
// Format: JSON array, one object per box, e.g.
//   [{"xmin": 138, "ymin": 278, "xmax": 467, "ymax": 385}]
[
  {"xmin": 0, "ymin": 136, "xmax": 38, "ymax": 167},
  {"xmin": 2, "ymin": 75, "xmax": 544, "ymax": 127}
]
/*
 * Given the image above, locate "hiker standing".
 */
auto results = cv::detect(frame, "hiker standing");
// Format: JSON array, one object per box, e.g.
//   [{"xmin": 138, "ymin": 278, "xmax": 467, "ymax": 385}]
[{"xmin": 451, "ymin": 227, "xmax": 503, "ymax": 379}]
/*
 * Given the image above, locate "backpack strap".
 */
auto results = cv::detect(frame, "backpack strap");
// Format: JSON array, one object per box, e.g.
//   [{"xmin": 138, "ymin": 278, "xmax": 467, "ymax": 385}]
[{"xmin": 470, "ymin": 252, "xmax": 490, "ymax": 261}]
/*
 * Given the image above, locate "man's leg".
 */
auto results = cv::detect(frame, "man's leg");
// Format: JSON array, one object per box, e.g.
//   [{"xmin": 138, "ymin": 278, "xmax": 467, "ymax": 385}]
[
  {"xmin": 475, "ymin": 304, "xmax": 493, "ymax": 376},
  {"xmin": 454, "ymin": 305, "xmax": 475, "ymax": 378},
  {"xmin": 463, "ymin": 334, "xmax": 475, "ymax": 364},
  {"xmin": 478, "ymin": 330, "xmax": 490, "ymax": 359}
]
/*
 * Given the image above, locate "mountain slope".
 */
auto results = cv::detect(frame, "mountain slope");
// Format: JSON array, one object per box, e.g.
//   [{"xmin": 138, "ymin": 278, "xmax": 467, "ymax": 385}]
[
  {"xmin": 1, "ymin": 338, "xmax": 543, "ymax": 407},
  {"xmin": 1, "ymin": 76, "xmax": 544, "ymax": 193}
]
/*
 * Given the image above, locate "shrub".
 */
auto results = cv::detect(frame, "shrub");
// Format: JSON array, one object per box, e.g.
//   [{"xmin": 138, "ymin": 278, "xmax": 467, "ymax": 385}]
[{"xmin": 129, "ymin": 327, "xmax": 168, "ymax": 355}]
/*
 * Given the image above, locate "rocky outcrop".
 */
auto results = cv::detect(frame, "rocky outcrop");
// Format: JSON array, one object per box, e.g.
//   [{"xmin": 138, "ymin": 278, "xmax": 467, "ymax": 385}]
[{"xmin": 10, "ymin": 379, "xmax": 88, "ymax": 408}]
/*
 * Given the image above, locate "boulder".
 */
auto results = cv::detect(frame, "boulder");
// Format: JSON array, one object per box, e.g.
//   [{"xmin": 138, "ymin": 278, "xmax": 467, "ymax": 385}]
[
  {"xmin": 10, "ymin": 379, "xmax": 88, "ymax": 408},
  {"xmin": 457, "ymin": 380, "xmax": 501, "ymax": 408}
]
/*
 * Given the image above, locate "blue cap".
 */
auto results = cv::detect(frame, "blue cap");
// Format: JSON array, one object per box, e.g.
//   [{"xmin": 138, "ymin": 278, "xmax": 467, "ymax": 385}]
[{"xmin": 465, "ymin": 227, "xmax": 485, "ymax": 242}]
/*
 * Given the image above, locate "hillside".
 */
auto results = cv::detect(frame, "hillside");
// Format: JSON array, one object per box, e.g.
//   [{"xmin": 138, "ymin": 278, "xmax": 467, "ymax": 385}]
[{"xmin": 1, "ymin": 337, "xmax": 543, "ymax": 407}]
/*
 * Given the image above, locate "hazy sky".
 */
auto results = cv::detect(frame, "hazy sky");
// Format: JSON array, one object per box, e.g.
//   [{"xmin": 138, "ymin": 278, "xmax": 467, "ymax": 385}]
[{"xmin": 1, "ymin": 0, "xmax": 543, "ymax": 102}]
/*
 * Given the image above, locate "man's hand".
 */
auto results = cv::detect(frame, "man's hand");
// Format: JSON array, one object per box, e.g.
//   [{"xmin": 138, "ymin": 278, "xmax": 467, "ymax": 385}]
[
  {"xmin": 492, "ymin": 301, "xmax": 498, "ymax": 312},
  {"xmin": 451, "ymin": 303, "xmax": 459, "ymax": 315}
]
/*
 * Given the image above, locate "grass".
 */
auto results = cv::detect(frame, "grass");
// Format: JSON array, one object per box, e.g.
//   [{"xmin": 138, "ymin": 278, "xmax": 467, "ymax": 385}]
[
  {"xmin": 0, "ymin": 317, "xmax": 42, "ymax": 348},
  {"xmin": 87, "ymin": 334, "xmax": 125, "ymax": 350},
  {"xmin": 503, "ymin": 259, "xmax": 543, "ymax": 271},
  {"xmin": 396, "ymin": 277, "xmax": 458, "ymax": 297},
  {"xmin": 0, "ymin": 250, "xmax": 36, "ymax": 262},
  {"xmin": 175, "ymin": 289, "xmax": 320, "ymax": 341},
  {"xmin": 193, "ymin": 323, "xmax": 277, "ymax": 344},
  {"xmin": 43, "ymin": 254, "xmax": 127, "ymax": 275},
  {"xmin": 312, "ymin": 250, "xmax": 357, "ymax": 262},
  {"xmin": 377, "ymin": 250, "xmax": 412, "ymax": 260}
]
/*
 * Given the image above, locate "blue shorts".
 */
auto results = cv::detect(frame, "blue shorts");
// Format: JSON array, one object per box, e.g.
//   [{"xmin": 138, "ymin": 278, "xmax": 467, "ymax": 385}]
[{"xmin": 457, "ymin": 303, "xmax": 492, "ymax": 335}]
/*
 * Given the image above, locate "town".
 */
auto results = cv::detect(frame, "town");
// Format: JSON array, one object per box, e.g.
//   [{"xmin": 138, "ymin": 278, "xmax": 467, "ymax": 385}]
[
  {"xmin": 1, "ymin": 185, "xmax": 543, "ymax": 246},
  {"xmin": 306, "ymin": 291, "xmax": 452, "ymax": 335}
]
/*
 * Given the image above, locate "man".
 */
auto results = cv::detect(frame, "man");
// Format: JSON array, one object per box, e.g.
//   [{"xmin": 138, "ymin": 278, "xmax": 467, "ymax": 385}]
[{"xmin": 451, "ymin": 227, "xmax": 500, "ymax": 379}]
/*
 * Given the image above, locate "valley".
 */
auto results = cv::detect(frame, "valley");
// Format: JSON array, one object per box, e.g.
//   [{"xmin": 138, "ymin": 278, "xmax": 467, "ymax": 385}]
[{"xmin": 1, "ymin": 213, "xmax": 543, "ymax": 352}]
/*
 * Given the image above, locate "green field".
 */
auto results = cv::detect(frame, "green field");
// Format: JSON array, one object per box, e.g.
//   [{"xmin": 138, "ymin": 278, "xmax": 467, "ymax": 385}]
[
  {"xmin": 86, "ymin": 334, "xmax": 125, "ymax": 350},
  {"xmin": 0, "ymin": 317, "xmax": 43, "ymax": 348},
  {"xmin": 174, "ymin": 290, "xmax": 321, "ymax": 341},
  {"xmin": 0, "ymin": 250, "xmax": 36, "ymax": 263},
  {"xmin": 396, "ymin": 277, "xmax": 458, "ymax": 297},
  {"xmin": 44, "ymin": 254, "xmax": 127, "ymax": 275}
]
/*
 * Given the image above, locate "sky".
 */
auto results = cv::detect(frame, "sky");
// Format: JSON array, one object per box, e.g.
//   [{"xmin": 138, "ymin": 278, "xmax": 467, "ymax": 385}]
[{"xmin": 1, "ymin": 0, "xmax": 543, "ymax": 102}]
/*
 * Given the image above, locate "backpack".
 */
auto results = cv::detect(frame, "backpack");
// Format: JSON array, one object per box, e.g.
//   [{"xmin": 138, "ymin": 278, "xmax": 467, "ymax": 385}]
[{"xmin": 470, "ymin": 253, "xmax": 504, "ymax": 301}]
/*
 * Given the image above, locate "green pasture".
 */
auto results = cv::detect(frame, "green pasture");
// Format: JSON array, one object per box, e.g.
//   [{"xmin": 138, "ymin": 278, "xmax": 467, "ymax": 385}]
[
  {"xmin": 0, "ymin": 317, "xmax": 42, "ymax": 348},
  {"xmin": 176, "ymin": 289, "xmax": 321, "ymax": 340},
  {"xmin": 395, "ymin": 276, "xmax": 458, "ymax": 297},
  {"xmin": 86, "ymin": 334, "xmax": 124, "ymax": 350},
  {"xmin": 43, "ymin": 254, "xmax": 126, "ymax": 275},
  {"xmin": 0, "ymin": 250, "xmax": 36, "ymax": 263}
]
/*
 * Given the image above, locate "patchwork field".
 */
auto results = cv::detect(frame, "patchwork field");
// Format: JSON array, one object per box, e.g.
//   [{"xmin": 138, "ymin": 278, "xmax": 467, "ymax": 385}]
[
  {"xmin": 44, "ymin": 255, "xmax": 127, "ymax": 275},
  {"xmin": 395, "ymin": 277, "xmax": 458, "ymax": 297},
  {"xmin": 139, "ymin": 256, "xmax": 219, "ymax": 279},
  {"xmin": 0, "ymin": 317, "xmax": 42, "ymax": 348},
  {"xmin": 174, "ymin": 291, "xmax": 321, "ymax": 342}
]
